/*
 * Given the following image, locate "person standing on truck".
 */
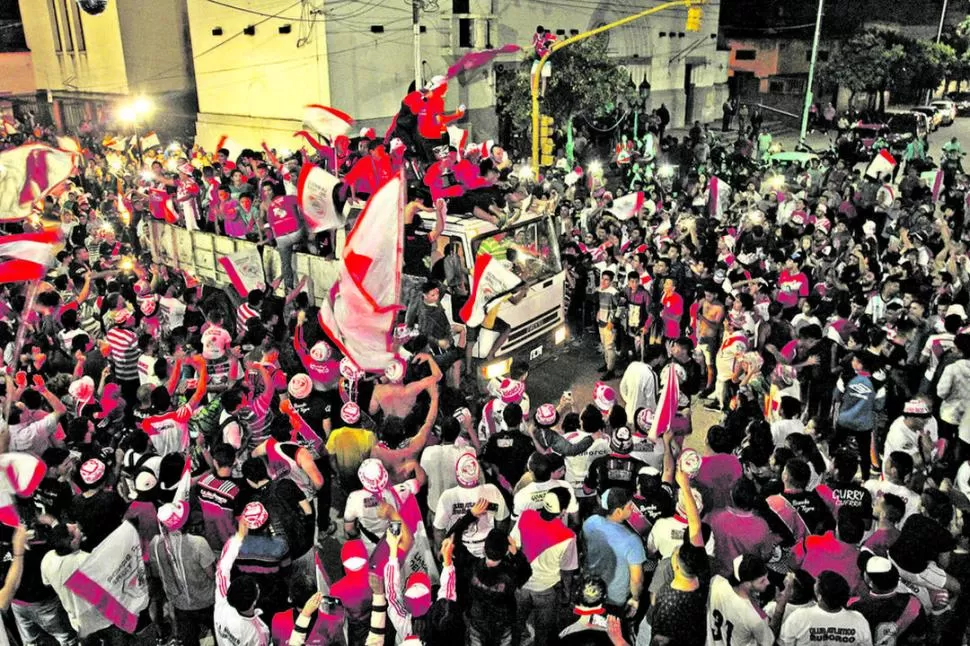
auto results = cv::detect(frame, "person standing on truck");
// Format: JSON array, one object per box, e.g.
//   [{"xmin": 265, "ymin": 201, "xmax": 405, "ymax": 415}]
[{"xmin": 405, "ymin": 281, "xmax": 466, "ymax": 388}]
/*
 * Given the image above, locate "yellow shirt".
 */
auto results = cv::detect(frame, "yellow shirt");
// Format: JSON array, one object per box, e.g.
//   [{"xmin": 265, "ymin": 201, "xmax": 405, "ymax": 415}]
[{"xmin": 325, "ymin": 427, "xmax": 376, "ymax": 474}]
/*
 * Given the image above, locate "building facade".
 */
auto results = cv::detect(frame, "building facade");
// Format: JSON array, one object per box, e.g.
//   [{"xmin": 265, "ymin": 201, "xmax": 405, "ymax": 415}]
[
  {"xmin": 15, "ymin": 0, "xmax": 195, "ymax": 135},
  {"xmin": 188, "ymin": 0, "xmax": 729, "ymax": 151}
]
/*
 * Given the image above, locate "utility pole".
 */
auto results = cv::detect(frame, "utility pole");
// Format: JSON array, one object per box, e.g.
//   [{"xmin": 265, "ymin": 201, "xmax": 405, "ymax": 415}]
[
  {"xmin": 412, "ymin": 0, "xmax": 423, "ymax": 90},
  {"xmin": 928, "ymin": 0, "xmax": 949, "ymax": 103},
  {"xmin": 799, "ymin": 0, "xmax": 824, "ymax": 143}
]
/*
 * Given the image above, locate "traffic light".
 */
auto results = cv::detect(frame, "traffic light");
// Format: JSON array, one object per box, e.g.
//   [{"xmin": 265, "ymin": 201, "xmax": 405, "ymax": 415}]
[
  {"xmin": 686, "ymin": 6, "xmax": 703, "ymax": 32},
  {"xmin": 539, "ymin": 114, "xmax": 555, "ymax": 167}
]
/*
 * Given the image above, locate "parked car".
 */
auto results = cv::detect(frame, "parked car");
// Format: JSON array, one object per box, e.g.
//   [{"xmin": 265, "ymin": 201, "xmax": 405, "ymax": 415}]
[
  {"xmin": 847, "ymin": 122, "xmax": 890, "ymax": 160},
  {"xmin": 949, "ymin": 92, "xmax": 970, "ymax": 116},
  {"xmin": 911, "ymin": 106, "xmax": 943, "ymax": 131},
  {"xmin": 887, "ymin": 111, "xmax": 930, "ymax": 144},
  {"xmin": 931, "ymin": 99, "xmax": 957, "ymax": 125}
]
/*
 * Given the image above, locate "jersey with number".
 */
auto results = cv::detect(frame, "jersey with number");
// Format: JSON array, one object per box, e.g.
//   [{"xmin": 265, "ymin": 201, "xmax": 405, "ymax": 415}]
[{"xmin": 707, "ymin": 575, "xmax": 774, "ymax": 646}]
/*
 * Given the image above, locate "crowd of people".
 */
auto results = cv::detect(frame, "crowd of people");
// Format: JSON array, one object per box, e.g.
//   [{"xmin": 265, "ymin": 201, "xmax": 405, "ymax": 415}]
[{"xmin": 1, "ymin": 37, "xmax": 970, "ymax": 646}]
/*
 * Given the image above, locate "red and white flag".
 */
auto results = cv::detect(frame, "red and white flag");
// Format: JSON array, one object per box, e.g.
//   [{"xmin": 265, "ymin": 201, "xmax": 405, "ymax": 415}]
[
  {"xmin": 303, "ymin": 104, "xmax": 354, "ymax": 140},
  {"xmin": 147, "ymin": 188, "xmax": 178, "ymax": 223},
  {"xmin": 56, "ymin": 136, "xmax": 82, "ymax": 154},
  {"xmin": 140, "ymin": 131, "xmax": 161, "ymax": 151},
  {"xmin": 648, "ymin": 364, "xmax": 681, "ymax": 441},
  {"xmin": 318, "ymin": 172, "xmax": 405, "ymax": 372},
  {"xmin": 0, "ymin": 453, "xmax": 46, "ymax": 527},
  {"xmin": 446, "ymin": 43, "xmax": 521, "ymax": 79},
  {"xmin": 447, "ymin": 124, "xmax": 469, "ymax": 154},
  {"xmin": 218, "ymin": 246, "xmax": 266, "ymax": 297},
  {"xmin": 1, "ymin": 117, "xmax": 18, "ymax": 136},
  {"xmin": 213, "ymin": 135, "xmax": 241, "ymax": 165},
  {"xmin": 103, "ymin": 136, "xmax": 127, "ymax": 152},
  {"xmin": 0, "ymin": 143, "xmax": 78, "ymax": 220},
  {"xmin": 922, "ymin": 169, "xmax": 944, "ymax": 202},
  {"xmin": 607, "ymin": 191, "xmax": 644, "ymax": 221},
  {"xmin": 297, "ymin": 163, "xmax": 343, "ymax": 232},
  {"xmin": 708, "ymin": 176, "xmax": 731, "ymax": 219},
  {"xmin": 865, "ymin": 149, "xmax": 896, "ymax": 180},
  {"xmin": 314, "ymin": 548, "xmax": 331, "ymax": 595},
  {"xmin": 369, "ymin": 492, "xmax": 440, "ymax": 585},
  {"xmin": 0, "ymin": 229, "xmax": 61, "ymax": 283},
  {"xmin": 65, "ymin": 522, "xmax": 149, "ymax": 635},
  {"xmin": 459, "ymin": 253, "xmax": 523, "ymax": 327}
]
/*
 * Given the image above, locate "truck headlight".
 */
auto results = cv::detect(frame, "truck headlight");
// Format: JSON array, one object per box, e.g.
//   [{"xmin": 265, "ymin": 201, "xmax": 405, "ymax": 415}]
[
  {"xmin": 555, "ymin": 326, "xmax": 567, "ymax": 345},
  {"xmin": 482, "ymin": 358, "xmax": 512, "ymax": 380}
]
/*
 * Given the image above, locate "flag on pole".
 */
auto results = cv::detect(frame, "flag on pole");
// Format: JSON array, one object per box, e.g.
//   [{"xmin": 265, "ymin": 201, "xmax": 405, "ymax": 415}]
[
  {"xmin": 318, "ymin": 173, "xmax": 405, "ymax": 372},
  {"xmin": 0, "ymin": 144, "xmax": 78, "ymax": 220},
  {"xmin": 369, "ymin": 492, "xmax": 440, "ymax": 585},
  {"xmin": 303, "ymin": 104, "xmax": 354, "ymax": 140},
  {"xmin": 0, "ymin": 453, "xmax": 46, "ymax": 527},
  {"xmin": 921, "ymin": 169, "xmax": 944, "ymax": 202},
  {"xmin": 864, "ymin": 149, "xmax": 896, "ymax": 180},
  {"xmin": 459, "ymin": 253, "xmax": 523, "ymax": 327},
  {"xmin": 103, "ymin": 136, "xmax": 127, "ymax": 152},
  {"xmin": 648, "ymin": 364, "xmax": 681, "ymax": 441},
  {"xmin": 1, "ymin": 117, "xmax": 18, "ymax": 136},
  {"xmin": 446, "ymin": 43, "xmax": 521, "ymax": 79},
  {"xmin": 297, "ymin": 163, "xmax": 343, "ymax": 232},
  {"xmin": 218, "ymin": 246, "xmax": 266, "ymax": 297},
  {"xmin": 140, "ymin": 132, "xmax": 161, "ymax": 151},
  {"xmin": 607, "ymin": 191, "xmax": 644, "ymax": 221},
  {"xmin": 0, "ymin": 229, "xmax": 61, "ymax": 283},
  {"xmin": 213, "ymin": 135, "xmax": 241, "ymax": 167},
  {"xmin": 65, "ymin": 522, "xmax": 149, "ymax": 635},
  {"xmin": 708, "ymin": 176, "xmax": 731, "ymax": 219}
]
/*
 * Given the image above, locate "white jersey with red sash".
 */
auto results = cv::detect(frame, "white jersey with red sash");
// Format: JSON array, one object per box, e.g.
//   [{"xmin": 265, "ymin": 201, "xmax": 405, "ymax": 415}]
[{"xmin": 141, "ymin": 404, "xmax": 193, "ymax": 456}]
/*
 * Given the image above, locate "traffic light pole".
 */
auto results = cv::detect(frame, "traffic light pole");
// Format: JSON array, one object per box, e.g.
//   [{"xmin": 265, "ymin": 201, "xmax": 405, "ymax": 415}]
[{"xmin": 530, "ymin": 0, "xmax": 705, "ymax": 180}]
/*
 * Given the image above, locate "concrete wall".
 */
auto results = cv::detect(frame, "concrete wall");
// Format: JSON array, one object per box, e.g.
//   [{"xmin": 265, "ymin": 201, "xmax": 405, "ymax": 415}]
[
  {"xmin": 0, "ymin": 51, "xmax": 35, "ymax": 95},
  {"xmin": 186, "ymin": 0, "xmax": 333, "ymax": 147},
  {"xmin": 117, "ymin": 0, "xmax": 194, "ymax": 95}
]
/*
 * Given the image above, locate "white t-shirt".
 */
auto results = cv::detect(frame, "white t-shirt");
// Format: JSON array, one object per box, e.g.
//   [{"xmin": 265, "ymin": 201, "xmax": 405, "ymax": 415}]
[
  {"xmin": 159, "ymin": 296, "xmax": 186, "ymax": 333},
  {"xmin": 648, "ymin": 515, "xmax": 716, "ymax": 559},
  {"xmin": 510, "ymin": 511, "xmax": 579, "ymax": 592},
  {"xmin": 707, "ymin": 575, "xmax": 774, "ymax": 646},
  {"xmin": 41, "ymin": 550, "xmax": 110, "ymax": 635},
  {"xmin": 420, "ymin": 444, "xmax": 465, "ymax": 513},
  {"xmin": 345, "ymin": 479, "xmax": 420, "ymax": 553},
  {"xmin": 882, "ymin": 416, "xmax": 938, "ymax": 474},
  {"xmin": 864, "ymin": 479, "xmax": 921, "ymax": 523},
  {"xmin": 433, "ymin": 483, "xmax": 509, "ymax": 558},
  {"xmin": 778, "ymin": 605, "xmax": 872, "ymax": 646},
  {"xmin": 562, "ymin": 432, "xmax": 610, "ymax": 496},
  {"xmin": 9, "ymin": 413, "xmax": 59, "ymax": 456},
  {"xmin": 512, "ymin": 479, "xmax": 579, "ymax": 519},
  {"xmin": 772, "ymin": 419, "xmax": 805, "ymax": 448}
]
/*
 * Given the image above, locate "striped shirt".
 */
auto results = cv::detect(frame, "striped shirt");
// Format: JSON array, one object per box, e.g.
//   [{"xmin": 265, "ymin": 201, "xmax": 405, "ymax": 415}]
[
  {"xmin": 78, "ymin": 299, "xmax": 102, "ymax": 341},
  {"xmin": 236, "ymin": 303, "xmax": 259, "ymax": 336},
  {"xmin": 106, "ymin": 327, "xmax": 140, "ymax": 381}
]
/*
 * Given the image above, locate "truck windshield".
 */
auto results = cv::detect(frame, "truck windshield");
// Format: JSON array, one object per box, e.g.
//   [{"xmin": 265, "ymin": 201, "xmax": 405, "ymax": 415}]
[{"xmin": 472, "ymin": 216, "xmax": 562, "ymax": 285}]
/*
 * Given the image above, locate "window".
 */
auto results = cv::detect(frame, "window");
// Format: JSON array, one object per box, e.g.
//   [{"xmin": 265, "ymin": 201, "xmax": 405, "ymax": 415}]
[
  {"xmin": 458, "ymin": 18, "xmax": 473, "ymax": 47},
  {"xmin": 806, "ymin": 50, "xmax": 829, "ymax": 62},
  {"xmin": 473, "ymin": 219, "xmax": 562, "ymax": 286},
  {"xmin": 768, "ymin": 80, "xmax": 785, "ymax": 94},
  {"xmin": 47, "ymin": 0, "xmax": 85, "ymax": 53},
  {"xmin": 452, "ymin": 0, "xmax": 470, "ymax": 12},
  {"xmin": 735, "ymin": 49, "xmax": 756, "ymax": 60}
]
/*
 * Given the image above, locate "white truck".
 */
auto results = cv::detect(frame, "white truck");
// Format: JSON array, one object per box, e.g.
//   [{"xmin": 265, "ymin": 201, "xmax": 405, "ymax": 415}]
[{"xmin": 145, "ymin": 208, "xmax": 568, "ymax": 384}]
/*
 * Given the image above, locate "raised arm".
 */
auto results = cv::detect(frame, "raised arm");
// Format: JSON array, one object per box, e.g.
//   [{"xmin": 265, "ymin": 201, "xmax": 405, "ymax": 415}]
[
  {"xmin": 0, "ymin": 526, "xmax": 26, "ymax": 610},
  {"xmin": 675, "ymin": 466, "xmax": 703, "ymax": 547}
]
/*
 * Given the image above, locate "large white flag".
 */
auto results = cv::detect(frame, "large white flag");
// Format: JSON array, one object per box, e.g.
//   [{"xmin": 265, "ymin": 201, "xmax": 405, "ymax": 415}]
[
  {"xmin": 297, "ymin": 163, "xmax": 343, "ymax": 232},
  {"xmin": 303, "ymin": 104, "xmax": 354, "ymax": 139},
  {"xmin": 607, "ymin": 191, "xmax": 644, "ymax": 221},
  {"xmin": 0, "ymin": 143, "xmax": 78, "ymax": 220},
  {"xmin": 65, "ymin": 522, "xmax": 149, "ymax": 635},
  {"xmin": 218, "ymin": 246, "xmax": 266, "ymax": 297},
  {"xmin": 318, "ymin": 172, "xmax": 405, "ymax": 372},
  {"xmin": 865, "ymin": 149, "xmax": 896, "ymax": 180},
  {"xmin": 459, "ymin": 253, "xmax": 523, "ymax": 327}
]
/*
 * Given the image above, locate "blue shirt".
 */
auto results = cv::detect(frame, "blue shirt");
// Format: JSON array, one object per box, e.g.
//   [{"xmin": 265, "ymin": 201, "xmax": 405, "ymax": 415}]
[{"xmin": 582, "ymin": 515, "xmax": 647, "ymax": 605}]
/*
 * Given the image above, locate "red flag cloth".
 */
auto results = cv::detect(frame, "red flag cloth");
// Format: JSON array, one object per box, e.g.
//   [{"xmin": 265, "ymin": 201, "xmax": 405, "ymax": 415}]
[
  {"xmin": 0, "ymin": 144, "xmax": 78, "ymax": 220},
  {"xmin": 303, "ymin": 104, "xmax": 354, "ymax": 139},
  {"xmin": 865, "ymin": 149, "xmax": 896, "ymax": 179},
  {"xmin": 460, "ymin": 253, "xmax": 523, "ymax": 327},
  {"xmin": 297, "ymin": 163, "xmax": 343, "ymax": 233},
  {"xmin": 0, "ymin": 229, "xmax": 61, "ymax": 283},
  {"xmin": 648, "ymin": 364, "xmax": 681, "ymax": 441},
  {"xmin": 218, "ymin": 246, "xmax": 265, "ymax": 297},
  {"xmin": 318, "ymin": 173, "xmax": 405, "ymax": 372},
  {"xmin": 708, "ymin": 176, "xmax": 730, "ymax": 219},
  {"xmin": 148, "ymin": 189, "xmax": 178, "ymax": 223},
  {"xmin": 446, "ymin": 43, "xmax": 521, "ymax": 78},
  {"xmin": 607, "ymin": 191, "xmax": 644, "ymax": 221},
  {"xmin": 0, "ymin": 453, "xmax": 46, "ymax": 527}
]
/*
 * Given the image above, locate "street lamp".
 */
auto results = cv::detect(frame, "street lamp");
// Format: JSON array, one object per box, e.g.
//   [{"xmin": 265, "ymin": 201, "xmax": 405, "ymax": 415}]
[{"xmin": 117, "ymin": 96, "xmax": 153, "ymax": 167}]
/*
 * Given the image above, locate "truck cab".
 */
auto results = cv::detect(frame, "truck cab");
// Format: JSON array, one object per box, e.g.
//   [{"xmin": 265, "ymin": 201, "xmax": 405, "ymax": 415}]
[{"xmin": 411, "ymin": 208, "xmax": 569, "ymax": 385}]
